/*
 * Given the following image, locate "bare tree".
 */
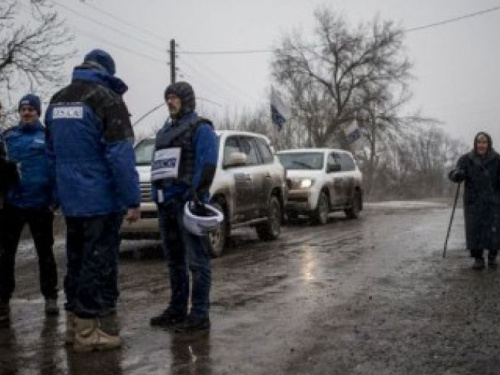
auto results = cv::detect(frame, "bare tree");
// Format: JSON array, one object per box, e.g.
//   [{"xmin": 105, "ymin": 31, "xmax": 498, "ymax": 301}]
[
  {"xmin": 272, "ymin": 8, "xmax": 412, "ymax": 150},
  {"xmin": 368, "ymin": 126, "xmax": 468, "ymax": 200},
  {"xmin": 0, "ymin": 0, "xmax": 73, "ymax": 127}
]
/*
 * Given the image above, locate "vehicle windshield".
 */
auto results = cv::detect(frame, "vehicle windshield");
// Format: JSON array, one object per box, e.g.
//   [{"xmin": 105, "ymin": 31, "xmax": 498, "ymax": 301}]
[
  {"xmin": 134, "ymin": 139, "xmax": 155, "ymax": 166},
  {"xmin": 278, "ymin": 152, "xmax": 324, "ymax": 170}
]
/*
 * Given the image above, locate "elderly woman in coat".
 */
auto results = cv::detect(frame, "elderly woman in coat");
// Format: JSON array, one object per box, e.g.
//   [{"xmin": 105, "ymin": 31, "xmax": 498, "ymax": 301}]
[{"xmin": 449, "ymin": 131, "xmax": 500, "ymax": 270}]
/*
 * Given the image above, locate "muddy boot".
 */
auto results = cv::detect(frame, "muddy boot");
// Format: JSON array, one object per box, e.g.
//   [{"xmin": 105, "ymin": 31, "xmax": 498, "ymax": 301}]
[
  {"xmin": 0, "ymin": 300, "xmax": 9, "ymax": 322},
  {"xmin": 488, "ymin": 256, "xmax": 498, "ymax": 269},
  {"xmin": 45, "ymin": 299, "xmax": 59, "ymax": 316},
  {"xmin": 73, "ymin": 316, "xmax": 122, "ymax": 352},
  {"xmin": 65, "ymin": 311, "xmax": 76, "ymax": 345},
  {"xmin": 99, "ymin": 314, "xmax": 120, "ymax": 336},
  {"xmin": 472, "ymin": 257, "xmax": 486, "ymax": 270}
]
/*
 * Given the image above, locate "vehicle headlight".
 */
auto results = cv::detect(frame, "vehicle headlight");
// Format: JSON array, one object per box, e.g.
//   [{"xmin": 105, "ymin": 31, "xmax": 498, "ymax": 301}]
[{"xmin": 299, "ymin": 179, "xmax": 314, "ymax": 189}]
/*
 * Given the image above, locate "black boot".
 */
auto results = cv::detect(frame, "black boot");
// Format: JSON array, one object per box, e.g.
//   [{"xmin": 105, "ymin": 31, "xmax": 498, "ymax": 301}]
[
  {"xmin": 0, "ymin": 300, "xmax": 9, "ymax": 322},
  {"xmin": 174, "ymin": 315, "xmax": 210, "ymax": 333},
  {"xmin": 150, "ymin": 309, "xmax": 186, "ymax": 328},
  {"xmin": 488, "ymin": 255, "xmax": 498, "ymax": 269},
  {"xmin": 472, "ymin": 257, "xmax": 486, "ymax": 270}
]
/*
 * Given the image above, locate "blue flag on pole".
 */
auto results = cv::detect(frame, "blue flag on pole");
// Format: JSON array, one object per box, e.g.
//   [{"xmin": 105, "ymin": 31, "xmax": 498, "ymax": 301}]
[
  {"xmin": 270, "ymin": 86, "xmax": 290, "ymax": 131},
  {"xmin": 343, "ymin": 121, "xmax": 363, "ymax": 150}
]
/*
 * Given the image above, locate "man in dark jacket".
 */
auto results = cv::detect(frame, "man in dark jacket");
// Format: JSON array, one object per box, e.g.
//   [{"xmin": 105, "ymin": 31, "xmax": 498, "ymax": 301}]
[
  {"xmin": 149, "ymin": 81, "xmax": 218, "ymax": 333},
  {"xmin": 45, "ymin": 49, "xmax": 140, "ymax": 351},
  {"xmin": 0, "ymin": 94, "xmax": 59, "ymax": 322},
  {"xmin": 449, "ymin": 131, "xmax": 500, "ymax": 270}
]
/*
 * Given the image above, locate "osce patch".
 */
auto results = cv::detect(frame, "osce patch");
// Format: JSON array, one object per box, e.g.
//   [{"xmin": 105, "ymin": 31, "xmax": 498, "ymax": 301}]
[
  {"xmin": 151, "ymin": 147, "xmax": 181, "ymax": 181},
  {"xmin": 52, "ymin": 106, "xmax": 83, "ymax": 119}
]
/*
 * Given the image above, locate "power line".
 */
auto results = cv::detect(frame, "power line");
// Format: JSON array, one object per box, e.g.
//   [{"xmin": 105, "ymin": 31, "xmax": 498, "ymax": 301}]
[
  {"xmin": 178, "ymin": 5, "xmax": 500, "ymax": 55},
  {"xmin": 133, "ymin": 97, "xmax": 223, "ymax": 128},
  {"xmin": 179, "ymin": 51, "xmax": 259, "ymax": 103},
  {"xmin": 132, "ymin": 102, "xmax": 165, "ymax": 127},
  {"xmin": 74, "ymin": 26, "xmax": 167, "ymax": 65},
  {"xmin": 80, "ymin": 2, "xmax": 170, "ymax": 45},
  {"xmin": 179, "ymin": 48, "xmax": 274, "ymax": 56},
  {"xmin": 52, "ymin": 0, "xmax": 165, "ymax": 53},
  {"xmin": 405, "ymin": 5, "xmax": 500, "ymax": 33}
]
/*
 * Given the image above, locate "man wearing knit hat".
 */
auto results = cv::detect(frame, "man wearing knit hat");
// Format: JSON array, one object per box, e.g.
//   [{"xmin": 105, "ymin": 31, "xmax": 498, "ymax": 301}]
[
  {"xmin": 149, "ymin": 81, "xmax": 218, "ymax": 333},
  {"xmin": 44, "ymin": 49, "xmax": 140, "ymax": 351},
  {"xmin": 0, "ymin": 94, "xmax": 59, "ymax": 322}
]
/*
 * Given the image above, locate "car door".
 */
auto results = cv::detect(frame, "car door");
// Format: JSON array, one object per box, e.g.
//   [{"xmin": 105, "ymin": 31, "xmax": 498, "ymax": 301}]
[
  {"xmin": 238, "ymin": 136, "xmax": 264, "ymax": 218},
  {"xmin": 222, "ymin": 135, "xmax": 255, "ymax": 222},
  {"xmin": 326, "ymin": 152, "xmax": 346, "ymax": 206},
  {"xmin": 338, "ymin": 152, "xmax": 357, "ymax": 203},
  {"xmin": 252, "ymin": 136, "xmax": 276, "ymax": 217}
]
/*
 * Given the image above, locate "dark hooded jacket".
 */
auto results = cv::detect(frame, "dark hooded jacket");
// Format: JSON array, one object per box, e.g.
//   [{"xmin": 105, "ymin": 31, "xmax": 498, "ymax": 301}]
[
  {"xmin": 151, "ymin": 82, "xmax": 218, "ymax": 204},
  {"xmin": 449, "ymin": 144, "xmax": 500, "ymax": 251}
]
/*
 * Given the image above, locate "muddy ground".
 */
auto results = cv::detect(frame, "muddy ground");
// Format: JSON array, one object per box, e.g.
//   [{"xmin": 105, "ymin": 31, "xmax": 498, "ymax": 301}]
[{"xmin": 1, "ymin": 200, "xmax": 499, "ymax": 375}]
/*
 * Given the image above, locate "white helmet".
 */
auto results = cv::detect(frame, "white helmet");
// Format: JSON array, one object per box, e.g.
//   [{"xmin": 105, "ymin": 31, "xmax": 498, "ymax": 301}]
[{"xmin": 183, "ymin": 201, "xmax": 224, "ymax": 236}]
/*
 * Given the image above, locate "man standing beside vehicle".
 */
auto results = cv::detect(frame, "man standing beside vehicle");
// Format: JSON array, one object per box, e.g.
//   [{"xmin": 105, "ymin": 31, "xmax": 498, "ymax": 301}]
[
  {"xmin": 150, "ymin": 81, "xmax": 218, "ymax": 333},
  {"xmin": 45, "ymin": 49, "xmax": 140, "ymax": 351},
  {"xmin": 0, "ymin": 94, "xmax": 59, "ymax": 322}
]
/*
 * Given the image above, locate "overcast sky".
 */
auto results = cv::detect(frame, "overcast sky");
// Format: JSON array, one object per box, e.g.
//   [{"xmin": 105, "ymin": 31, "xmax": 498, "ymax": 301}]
[{"xmin": 49, "ymin": 0, "xmax": 500, "ymax": 145}]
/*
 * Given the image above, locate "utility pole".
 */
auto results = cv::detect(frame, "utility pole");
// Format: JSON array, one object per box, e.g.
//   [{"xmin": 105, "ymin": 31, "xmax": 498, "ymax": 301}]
[{"xmin": 169, "ymin": 39, "xmax": 176, "ymax": 84}]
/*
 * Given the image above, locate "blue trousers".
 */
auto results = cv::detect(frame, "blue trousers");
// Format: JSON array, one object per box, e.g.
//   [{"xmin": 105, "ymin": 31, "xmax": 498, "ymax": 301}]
[
  {"xmin": 64, "ymin": 213, "xmax": 123, "ymax": 318},
  {"xmin": 158, "ymin": 199, "xmax": 211, "ymax": 318}
]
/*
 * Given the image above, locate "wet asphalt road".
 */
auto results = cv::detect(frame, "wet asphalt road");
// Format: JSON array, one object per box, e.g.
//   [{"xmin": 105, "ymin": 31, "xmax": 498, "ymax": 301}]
[{"xmin": 2, "ymin": 200, "xmax": 500, "ymax": 375}]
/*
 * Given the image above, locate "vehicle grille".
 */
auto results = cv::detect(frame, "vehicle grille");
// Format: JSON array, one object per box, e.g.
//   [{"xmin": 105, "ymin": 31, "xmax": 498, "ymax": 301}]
[
  {"xmin": 288, "ymin": 196, "xmax": 308, "ymax": 203},
  {"xmin": 140, "ymin": 182, "xmax": 152, "ymax": 202}
]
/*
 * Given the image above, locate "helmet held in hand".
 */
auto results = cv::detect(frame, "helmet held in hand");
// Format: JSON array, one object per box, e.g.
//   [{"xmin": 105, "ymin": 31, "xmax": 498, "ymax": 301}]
[{"xmin": 183, "ymin": 201, "xmax": 224, "ymax": 236}]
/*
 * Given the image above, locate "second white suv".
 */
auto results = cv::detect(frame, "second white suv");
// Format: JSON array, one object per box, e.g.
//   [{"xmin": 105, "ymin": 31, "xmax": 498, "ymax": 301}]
[
  {"xmin": 121, "ymin": 130, "xmax": 287, "ymax": 257},
  {"xmin": 277, "ymin": 148, "xmax": 363, "ymax": 224}
]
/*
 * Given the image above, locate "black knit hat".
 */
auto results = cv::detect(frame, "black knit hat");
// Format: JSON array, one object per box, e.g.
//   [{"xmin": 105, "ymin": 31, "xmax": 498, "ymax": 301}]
[
  {"xmin": 18, "ymin": 94, "xmax": 41, "ymax": 116},
  {"xmin": 164, "ymin": 81, "xmax": 196, "ymax": 115}
]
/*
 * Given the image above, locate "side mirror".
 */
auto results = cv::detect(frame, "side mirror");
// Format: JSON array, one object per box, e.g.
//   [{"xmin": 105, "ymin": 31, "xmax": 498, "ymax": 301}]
[
  {"xmin": 327, "ymin": 163, "xmax": 341, "ymax": 173},
  {"xmin": 224, "ymin": 152, "xmax": 247, "ymax": 168}
]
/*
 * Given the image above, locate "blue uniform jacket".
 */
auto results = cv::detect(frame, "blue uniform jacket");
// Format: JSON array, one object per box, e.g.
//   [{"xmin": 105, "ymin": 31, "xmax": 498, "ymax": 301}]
[
  {"xmin": 3, "ymin": 121, "xmax": 51, "ymax": 209},
  {"xmin": 44, "ymin": 67, "xmax": 140, "ymax": 217}
]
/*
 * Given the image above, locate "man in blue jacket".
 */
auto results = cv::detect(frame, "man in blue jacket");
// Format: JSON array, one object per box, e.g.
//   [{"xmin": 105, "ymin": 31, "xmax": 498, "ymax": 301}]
[
  {"xmin": 45, "ymin": 49, "xmax": 140, "ymax": 351},
  {"xmin": 149, "ymin": 81, "xmax": 218, "ymax": 333},
  {"xmin": 0, "ymin": 94, "xmax": 59, "ymax": 322}
]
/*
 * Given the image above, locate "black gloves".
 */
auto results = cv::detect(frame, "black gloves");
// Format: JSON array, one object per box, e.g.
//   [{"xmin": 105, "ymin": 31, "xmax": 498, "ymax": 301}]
[{"xmin": 449, "ymin": 169, "xmax": 466, "ymax": 182}]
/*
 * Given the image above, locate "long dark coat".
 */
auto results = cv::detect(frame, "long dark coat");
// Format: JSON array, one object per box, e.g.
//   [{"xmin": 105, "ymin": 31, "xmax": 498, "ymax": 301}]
[{"xmin": 449, "ymin": 150, "xmax": 500, "ymax": 251}]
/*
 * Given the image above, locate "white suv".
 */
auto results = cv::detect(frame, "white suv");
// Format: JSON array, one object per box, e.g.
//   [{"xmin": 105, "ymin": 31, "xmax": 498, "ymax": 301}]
[
  {"xmin": 121, "ymin": 130, "xmax": 287, "ymax": 257},
  {"xmin": 277, "ymin": 148, "xmax": 363, "ymax": 224}
]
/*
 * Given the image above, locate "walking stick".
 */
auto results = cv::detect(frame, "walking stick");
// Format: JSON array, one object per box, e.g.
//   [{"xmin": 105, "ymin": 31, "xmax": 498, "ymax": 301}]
[{"xmin": 443, "ymin": 182, "xmax": 461, "ymax": 258}]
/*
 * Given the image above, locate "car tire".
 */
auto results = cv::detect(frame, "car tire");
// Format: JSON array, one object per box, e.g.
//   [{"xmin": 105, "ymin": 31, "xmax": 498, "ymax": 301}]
[
  {"xmin": 311, "ymin": 191, "xmax": 329, "ymax": 225},
  {"xmin": 256, "ymin": 195, "xmax": 281, "ymax": 241},
  {"xmin": 207, "ymin": 202, "xmax": 227, "ymax": 257},
  {"xmin": 345, "ymin": 190, "xmax": 362, "ymax": 219}
]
